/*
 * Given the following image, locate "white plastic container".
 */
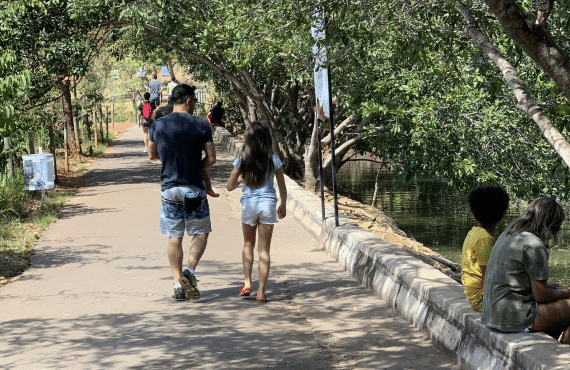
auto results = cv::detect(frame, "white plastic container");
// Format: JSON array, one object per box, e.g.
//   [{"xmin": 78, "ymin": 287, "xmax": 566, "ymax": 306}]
[{"xmin": 23, "ymin": 152, "xmax": 55, "ymax": 190}]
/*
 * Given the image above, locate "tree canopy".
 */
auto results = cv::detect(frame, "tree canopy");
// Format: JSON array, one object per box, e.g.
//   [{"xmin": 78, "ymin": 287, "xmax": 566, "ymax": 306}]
[{"xmin": 4, "ymin": 0, "xmax": 570, "ymax": 201}]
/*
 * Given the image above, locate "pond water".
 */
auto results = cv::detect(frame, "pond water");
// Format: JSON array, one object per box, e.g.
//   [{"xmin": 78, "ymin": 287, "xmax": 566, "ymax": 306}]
[{"xmin": 336, "ymin": 159, "xmax": 570, "ymax": 287}]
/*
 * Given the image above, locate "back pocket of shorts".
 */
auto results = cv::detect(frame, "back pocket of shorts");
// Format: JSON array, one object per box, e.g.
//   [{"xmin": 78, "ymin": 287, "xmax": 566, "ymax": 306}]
[{"xmin": 184, "ymin": 193, "xmax": 205, "ymax": 213}]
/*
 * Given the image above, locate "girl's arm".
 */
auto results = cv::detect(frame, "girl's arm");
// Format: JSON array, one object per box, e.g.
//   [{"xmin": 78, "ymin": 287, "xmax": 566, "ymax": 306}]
[
  {"xmin": 227, "ymin": 167, "xmax": 242, "ymax": 191},
  {"xmin": 275, "ymin": 168, "xmax": 287, "ymax": 219}
]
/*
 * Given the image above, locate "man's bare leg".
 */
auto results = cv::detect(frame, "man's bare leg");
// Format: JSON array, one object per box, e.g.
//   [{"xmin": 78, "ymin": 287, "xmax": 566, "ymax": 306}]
[
  {"xmin": 168, "ymin": 237, "xmax": 184, "ymax": 285},
  {"xmin": 179, "ymin": 233, "xmax": 209, "ymax": 299},
  {"xmin": 187, "ymin": 233, "xmax": 209, "ymax": 270}
]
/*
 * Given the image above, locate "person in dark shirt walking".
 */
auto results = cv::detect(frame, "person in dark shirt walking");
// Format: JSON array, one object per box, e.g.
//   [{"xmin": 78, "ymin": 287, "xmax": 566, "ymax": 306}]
[
  {"xmin": 148, "ymin": 73, "xmax": 162, "ymax": 107},
  {"xmin": 207, "ymin": 101, "xmax": 226, "ymax": 128},
  {"xmin": 148, "ymin": 84, "xmax": 216, "ymax": 301}
]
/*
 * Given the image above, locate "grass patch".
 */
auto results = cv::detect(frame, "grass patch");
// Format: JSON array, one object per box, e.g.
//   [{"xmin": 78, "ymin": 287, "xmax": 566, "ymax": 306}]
[{"xmin": 0, "ymin": 127, "xmax": 123, "ymax": 287}]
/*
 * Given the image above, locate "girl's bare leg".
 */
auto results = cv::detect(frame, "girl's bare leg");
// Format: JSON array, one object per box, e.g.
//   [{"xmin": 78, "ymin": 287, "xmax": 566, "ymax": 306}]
[
  {"xmin": 256, "ymin": 223, "xmax": 274, "ymax": 299},
  {"xmin": 242, "ymin": 223, "xmax": 257, "ymax": 290}
]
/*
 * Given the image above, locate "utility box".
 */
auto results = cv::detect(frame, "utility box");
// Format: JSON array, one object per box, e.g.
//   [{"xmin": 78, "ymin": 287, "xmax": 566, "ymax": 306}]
[{"xmin": 23, "ymin": 153, "xmax": 55, "ymax": 190}]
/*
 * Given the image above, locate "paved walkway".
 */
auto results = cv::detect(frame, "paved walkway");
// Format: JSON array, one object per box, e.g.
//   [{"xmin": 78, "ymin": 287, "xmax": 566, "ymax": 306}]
[{"xmin": 0, "ymin": 125, "xmax": 458, "ymax": 369}]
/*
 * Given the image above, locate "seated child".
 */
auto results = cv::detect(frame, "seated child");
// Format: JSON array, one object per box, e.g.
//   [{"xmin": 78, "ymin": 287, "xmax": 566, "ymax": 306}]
[{"xmin": 460, "ymin": 185, "xmax": 509, "ymax": 311}]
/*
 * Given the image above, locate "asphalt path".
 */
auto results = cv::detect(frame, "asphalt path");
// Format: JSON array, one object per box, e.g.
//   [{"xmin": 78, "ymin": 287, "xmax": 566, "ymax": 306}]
[{"xmin": 0, "ymin": 124, "xmax": 458, "ymax": 369}]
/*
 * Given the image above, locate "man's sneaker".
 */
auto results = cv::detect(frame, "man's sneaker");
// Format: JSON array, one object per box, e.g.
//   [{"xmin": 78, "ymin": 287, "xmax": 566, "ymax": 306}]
[
  {"xmin": 180, "ymin": 270, "xmax": 200, "ymax": 299},
  {"xmin": 143, "ymin": 148, "xmax": 148, "ymax": 153},
  {"xmin": 172, "ymin": 286, "xmax": 187, "ymax": 301}
]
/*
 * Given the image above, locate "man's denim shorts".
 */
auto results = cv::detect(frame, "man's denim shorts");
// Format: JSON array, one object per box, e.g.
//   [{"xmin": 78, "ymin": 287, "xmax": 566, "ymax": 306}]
[
  {"xmin": 241, "ymin": 197, "xmax": 278, "ymax": 226},
  {"xmin": 159, "ymin": 187, "xmax": 211, "ymax": 237}
]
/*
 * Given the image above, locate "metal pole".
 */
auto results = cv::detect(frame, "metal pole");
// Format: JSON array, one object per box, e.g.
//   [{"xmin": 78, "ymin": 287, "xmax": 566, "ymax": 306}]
[
  {"xmin": 316, "ymin": 120, "xmax": 326, "ymax": 224},
  {"xmin": 325, "ymin": 16, "xmax": 339, "ymax": 227}
]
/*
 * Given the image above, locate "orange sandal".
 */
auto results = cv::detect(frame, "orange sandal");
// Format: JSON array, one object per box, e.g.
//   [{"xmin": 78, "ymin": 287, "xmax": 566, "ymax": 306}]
[
  {"xmin": 254, "ymin": 291, "xmax": 268, "ymax": 303},
  {"xmin": 239, "ymin": 287, "xmax": 252, "ymax": 296}
]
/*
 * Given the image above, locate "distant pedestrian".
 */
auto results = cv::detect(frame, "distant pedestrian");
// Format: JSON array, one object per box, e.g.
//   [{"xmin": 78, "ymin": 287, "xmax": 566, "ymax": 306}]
[
  {"xmin": 148, "ymin": 73, "xmax": 162, "ymax": 107},
  {"xmin": 226, "ymin": 121, "xmax": 287, "ymax": 303},
  {"xmin": 460, "ymin": 185, "xmax": 509, "ymax": 311},
  {"xmin": 167, "ymin": 78, "xmax": 179, "ymax": 101},
  {"xmin": 148, "ymin": 84, "xmax": 216, "ymax": 301},
  {"xmin": 207, "ymin": 101, "xmax": 226, "ymax": 128},
  {"xmin": 482, "ymin": 197, "xmax": 570, "ymax": 344},
  {"xmin": 138, "ymin": 92, "xmax": 156, "ymax": 153}
]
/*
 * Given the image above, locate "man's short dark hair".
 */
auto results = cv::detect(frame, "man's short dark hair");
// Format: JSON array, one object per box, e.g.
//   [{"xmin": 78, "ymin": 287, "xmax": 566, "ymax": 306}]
[
  {"xmin": 144, "ymin": 92, "xmax": 150, "ymax": 100},
  {"xmin": 468, "ymin": 185, "xmax": 509, "ymax": 225},
  {"xmin": 152, "ymin": 73, "xmax": 157, "ymax": 79},
  {"xmin": 216, "ymin": 101, "xmax": 223, "ymax": 107},
  {"xmin": 171, "ymin": 84, "xmax": 196, "ymax": 105}
]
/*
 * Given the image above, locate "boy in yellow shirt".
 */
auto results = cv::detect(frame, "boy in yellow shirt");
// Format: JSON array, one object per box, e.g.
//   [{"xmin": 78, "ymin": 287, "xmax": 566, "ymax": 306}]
[{"xmin": 461, "ymin": 185, "xmax": 509, "ymax": 311}]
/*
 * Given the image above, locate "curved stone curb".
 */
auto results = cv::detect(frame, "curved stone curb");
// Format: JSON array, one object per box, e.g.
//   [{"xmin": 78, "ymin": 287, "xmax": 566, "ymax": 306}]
[{"xmin": 212, "ymin": 127, "xmax": 570, "ymax": 370}]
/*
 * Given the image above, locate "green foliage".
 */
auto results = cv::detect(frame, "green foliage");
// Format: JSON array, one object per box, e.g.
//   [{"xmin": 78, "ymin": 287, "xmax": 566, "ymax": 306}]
[
  {"xmin": 0, "ymin": 51, "xmax": 31, "ymax": 134},
  {"xmin": 0, "ymin": 171, "xmax": 29, "ymax": 220},
  {"xmin": 323, "ymin": 0, "xmax": 570, "ymax": 200}
]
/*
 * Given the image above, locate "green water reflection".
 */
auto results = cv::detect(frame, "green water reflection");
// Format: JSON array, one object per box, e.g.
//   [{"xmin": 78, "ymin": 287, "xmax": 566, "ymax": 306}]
[{"xmin": 337, "ymin": 160, "xmax": 570, "ymax": 287}]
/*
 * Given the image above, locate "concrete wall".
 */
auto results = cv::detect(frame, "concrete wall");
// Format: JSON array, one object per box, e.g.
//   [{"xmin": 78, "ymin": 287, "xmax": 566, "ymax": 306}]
[{"xmin": 213, "ymin": 127, "xmax": 570, "ymax": 370}]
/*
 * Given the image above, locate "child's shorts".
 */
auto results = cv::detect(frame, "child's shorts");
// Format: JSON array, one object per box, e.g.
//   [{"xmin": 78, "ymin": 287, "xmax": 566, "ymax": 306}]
[
  {"xmin": 241, "ymin": 198, "xmax": 277, "ymax": 226},
  {"xmin": 159, "ymin": 187, "xmax": 211, "ymax": 237}
]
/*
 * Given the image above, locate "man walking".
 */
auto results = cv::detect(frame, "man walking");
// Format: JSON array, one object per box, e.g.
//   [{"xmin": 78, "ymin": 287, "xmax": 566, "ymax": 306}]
[
  {"xmin": 167, "ymin": 78, "xmax": 179, "ymax": 101},
  {"xmin": 148, "ymin": 84, "xmax": 216, "ymax": 301},
  {"xmin": 148, "ymin": 73, "xmax": 162, "ymax": 107}
]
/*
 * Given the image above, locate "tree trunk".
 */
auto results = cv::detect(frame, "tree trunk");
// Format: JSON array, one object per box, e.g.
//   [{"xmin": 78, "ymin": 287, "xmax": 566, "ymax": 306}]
[
  {"xmin": 484, "ymin": 0, "xmax": 570, "ymax": 98},
  {"xmin": 304, "ymin": 117, "xmax": 321, "ymax": 192},
  {"xmin": 458, "ymin": 2, "xmax": 570, "ymax": 169},
  {"xmin": 58, "ymin": 75, "xmax": 78, "ymax": 155},
  {"xmin": 165, "ymin": 55, "xmax": 176, "ymax": 81}
]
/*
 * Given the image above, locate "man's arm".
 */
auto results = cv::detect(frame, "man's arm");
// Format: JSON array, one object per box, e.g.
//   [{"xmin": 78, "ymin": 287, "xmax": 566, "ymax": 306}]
[
  {"xmin": 531, "ymin": 280, "xmax": 570, "ymax": 303},
  {"xmin": 148, "ymin": 140, "xmax": 159, "ymax": 160},
  {"xmin": 202, "ymin": 141, "xmax": 216, "ymax": 169}
]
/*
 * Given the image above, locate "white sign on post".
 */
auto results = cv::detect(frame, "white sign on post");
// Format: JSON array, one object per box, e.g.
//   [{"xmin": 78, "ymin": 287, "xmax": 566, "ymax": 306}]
[{"xmin": 312, "ymin": 13, "xmax": 330, "ymax": 121}]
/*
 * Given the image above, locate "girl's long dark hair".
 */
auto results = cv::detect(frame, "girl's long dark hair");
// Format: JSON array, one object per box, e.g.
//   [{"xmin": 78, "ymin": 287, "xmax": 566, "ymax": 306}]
[
  {"xmin": 504, "ymin": 197, "xmax": 565, "ymax": 247},
  {"xmin": 240, "ymin": 121, "xmax": 275, "ymax": 188}
]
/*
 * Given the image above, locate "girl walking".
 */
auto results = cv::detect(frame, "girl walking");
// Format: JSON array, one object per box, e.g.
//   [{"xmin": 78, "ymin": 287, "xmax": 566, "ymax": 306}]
[{"xmin": 227, "ymin": 121, "xmax": 287, "ymax": 303}]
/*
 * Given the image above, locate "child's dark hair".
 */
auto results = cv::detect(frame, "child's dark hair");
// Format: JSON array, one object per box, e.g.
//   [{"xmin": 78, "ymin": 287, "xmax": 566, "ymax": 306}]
[
  {"xmin": 239, "ymin": 121, "xmax": 274, "ymax": 188},
  {"xmin": 152, "ymin": 101, "xmax": 173, "ymax": 121},
  {"xmin": 468, "ymin": 185, "xmax": 509, "ymax": 225},
  {"xmin": 144, "ymin": 92, "xmax": 150, "ymax": 100}
]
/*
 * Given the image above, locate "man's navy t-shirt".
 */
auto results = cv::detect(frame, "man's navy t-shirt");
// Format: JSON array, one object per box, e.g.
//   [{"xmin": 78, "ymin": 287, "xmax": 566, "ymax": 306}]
[
  {"xmin": 148, "ymin": 80, "xmax": 162, "ymax": 100},
  {"xmin": 149, "ymin": 113, "xmax": 213, "ymax": 191}
]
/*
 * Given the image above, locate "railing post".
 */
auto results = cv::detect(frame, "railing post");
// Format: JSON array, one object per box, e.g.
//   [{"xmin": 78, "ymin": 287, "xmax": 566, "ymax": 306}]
[
  {"xmin": 48, "ymin": 126, "xmax": 58, "ymax": 184},
  {"xmin": 28, "ymin": 131, "xmax": 35, "ymax": 154},
  {"xmin": 105, "ymin": 106, "xmax": 109, "ymax": 141},
  {"xmin": 92, "ymin": 110, "xmax": 98, "ymax": 149},
  {"xmin": 85, "ymin": 113, "xmax": 92, "ymax": 156}
]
